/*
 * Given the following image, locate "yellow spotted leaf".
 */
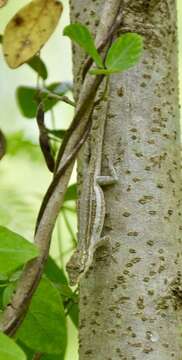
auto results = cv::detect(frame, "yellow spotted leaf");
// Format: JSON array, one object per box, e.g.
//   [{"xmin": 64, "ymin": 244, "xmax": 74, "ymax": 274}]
[
  {"xmin": 0, "ymin": 0, "xmax": 8, "ymax": 8},
  {"xmin": 3, "ymin": 0, "xmax": 63, "ymax": 68}
]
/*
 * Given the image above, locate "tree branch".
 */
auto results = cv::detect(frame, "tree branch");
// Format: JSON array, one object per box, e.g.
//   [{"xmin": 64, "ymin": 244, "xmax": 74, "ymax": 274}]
[{"xmin": 0, "ymin": 0, "xmax": 123, "ymax": 336}]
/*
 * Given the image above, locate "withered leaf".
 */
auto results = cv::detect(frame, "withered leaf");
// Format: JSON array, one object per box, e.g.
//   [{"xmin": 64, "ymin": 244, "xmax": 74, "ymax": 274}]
[
  {"xmin": 0, "ymin": 0, "xmax": 8, "ymax": 8},
  {"xmin": 3, "ymin": 0, "xmax": 63, "ymax": 68},
  {"xmin": 0, "ymin": 130, "xmax": 6, "ymax": 160},
  {"xmin": 36, "ymin": 104, "xmax": 55, "ymax": 172}
]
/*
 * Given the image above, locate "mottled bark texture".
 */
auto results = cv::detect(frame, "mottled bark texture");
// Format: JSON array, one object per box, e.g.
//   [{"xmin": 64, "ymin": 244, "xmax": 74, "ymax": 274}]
[{"xmin": 70, "ymin": 0, "xmax": 182, "ymax": 359}]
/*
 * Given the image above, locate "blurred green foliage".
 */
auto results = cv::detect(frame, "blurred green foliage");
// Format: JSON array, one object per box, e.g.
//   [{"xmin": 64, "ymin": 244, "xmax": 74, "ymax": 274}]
[
  {"xmin": 0, "ymin": 1, "xmax": 78, "ymax": 358},
  {"xmin": 0, "ymin": 1, "xmax": 182, "ymax": 359}
]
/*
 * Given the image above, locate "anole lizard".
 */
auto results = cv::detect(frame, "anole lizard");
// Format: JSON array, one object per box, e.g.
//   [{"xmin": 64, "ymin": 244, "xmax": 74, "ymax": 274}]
[{"xmin": 66, "ymin": 80, "xmax": 118, "ymax": 285}]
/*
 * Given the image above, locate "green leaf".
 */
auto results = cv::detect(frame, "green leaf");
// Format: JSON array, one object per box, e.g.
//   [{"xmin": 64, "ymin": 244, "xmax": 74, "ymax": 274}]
[
  {"xmin": 64, "ymin": 183, "xmax": 77, "ymax": 201},
  {"xmin": 17, "ymin": 342, "xmax": 63, "ymax": 360},
  {"xmin": 17, "ymin": 277, "xmax": 67, "ymax": 355},
  {"xmin": 47, "ymin": 129, "xmax": 66, "ymax": 140},
  {"xmin": 0, "ymin": 332, "xmax": 26, "ymax": 360},
  {"xmin": 105, "ymin": 33, "xmax": 143, "ymax": 73},
  {"xmin": 56, "ymin": 281, "xmax": 74, "ymax": 299},
  {"xmin": 18, "ymin": 342, "xmax": 62, "ymax": 360},
  {"xmin": 16, "ymin": 342, "xmax": 33, "ymax": 360},
  {"xmin": 17, "ymin": 343, "xmax": 64, "ymax": 360},
  {"xmin": 16, "ymin": 87, "xmax": 42, "ymax": 119},
  {"xmin": 67, "ymin": 300, "xmax": 78, "ymax": 328},
  {"xmin": 41, "ymin": 354, "xmax": 64, "ymax": 360},
  {"xmin": 0, "ymin": 274, "xmax": 8, "ymax": 283},
  {"xmin": 2, "ymin": 283, "xmax": 16, "ymax": 308},
  {"xmin": 44, "ymin": 257, "xmax": 67, "ymax": 286},
  {"xmin": 16, "ymin": 342, "xmax": 64, "ymax": 360},
  {"xmin": 18, "ymin": 262, "xmax": 68, "ymax": 360},
  {"xmin": 44, "ymin": 257, "xmax": 78, "ymax": 327},
  {"xmin": 64, "ymin": 23, "xmax": 103, "ymax": 68},
  {"xmin": 44, "ymin": 258, "xmax": 74, "ymax": 307},
  {"xmin": 16, "ymin": 82, "xmax": 71, "ymax": 119},
  {"xmin": 9, "ymin": 270, "xmax": 22, "ymax": 283},
  {"xmin": 0, "ymin": 227, "xmax": 38, "ymax": 275},
  {"xmin": 2, "ymin": 271, "xmax": 22, "ymax": 308},
  {"xmin": 27, "ymin": 56, "xmax": 48, "ymax": 80},
  {"xmin": 7, "ymin": 132, "xmax": 42, "ymax": 161}
]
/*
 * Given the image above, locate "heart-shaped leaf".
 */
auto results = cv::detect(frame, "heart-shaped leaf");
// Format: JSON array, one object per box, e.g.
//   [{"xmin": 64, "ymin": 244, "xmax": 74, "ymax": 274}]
[
  {"xmin": 44, "ymin": 257, "xmax": 78, "ymax": 327},
  {"xmin": 17, "ymin": 277, "xmax": 67, "ymax": 355},
  {"xmin": 0, "ymin": 332, "xmax": 26, "ymax": 360},
  {"xmin": 105, "ymin": 33, "xmax": 143, "ymax": 73},
  {"xmin": 64, "ymin": 23, "xmax": 103, "ymax": 68},
  {"xmin": 0, "ymin": 226, "xmax": 38, "ymax": 274},
  {"xmin": 3, "ymin": 0, "xmax": 63, "ymax": 68}
]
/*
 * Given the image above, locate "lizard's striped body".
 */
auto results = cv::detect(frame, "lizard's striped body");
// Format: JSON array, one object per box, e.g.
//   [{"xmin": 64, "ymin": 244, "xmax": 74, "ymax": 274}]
[{"xmin": 66, "ymin": 84, "xmax": 118, "ymax": 285}]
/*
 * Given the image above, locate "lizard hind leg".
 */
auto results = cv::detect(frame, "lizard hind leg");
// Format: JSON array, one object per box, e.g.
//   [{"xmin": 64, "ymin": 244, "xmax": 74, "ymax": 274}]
[
  {"xmin": 94, "ymin": 235, "xmax": 112, "ymax": 262},
  {"xmin": 84, "ymin": 235, "xmax": 111, "ymax": 276},
  {"xmin": 79, "ymin": 236, "xmax": 113, "ymax": 283}
]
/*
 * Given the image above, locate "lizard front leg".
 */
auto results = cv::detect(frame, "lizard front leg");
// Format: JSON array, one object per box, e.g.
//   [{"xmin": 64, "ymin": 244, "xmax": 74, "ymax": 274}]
[{"xmin": 96, "ymin": 156, "xmax": 118, "ymax": 186}]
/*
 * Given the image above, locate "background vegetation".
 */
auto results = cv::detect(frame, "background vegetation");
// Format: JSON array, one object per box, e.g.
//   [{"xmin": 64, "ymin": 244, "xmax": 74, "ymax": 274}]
[{"xmin": 0, "ymin": 1, "xmax": 182, "ymax": 358}]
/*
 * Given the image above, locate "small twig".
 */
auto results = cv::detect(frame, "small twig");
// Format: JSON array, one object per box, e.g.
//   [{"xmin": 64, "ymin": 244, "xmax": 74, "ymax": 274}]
[
  {"xmin": 50, "ymin": 108, "xmax": 56, "ymax": 129},
  {"xmin": 43, "ymin": 89, "xmax": 75, "ymax": 107}
]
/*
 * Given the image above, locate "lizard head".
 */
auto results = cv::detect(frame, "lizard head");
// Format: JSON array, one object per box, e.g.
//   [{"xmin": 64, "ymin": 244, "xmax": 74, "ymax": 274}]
[{"xmin": 66, "ymin": 249, "xmax": 84, "ymax": 286}]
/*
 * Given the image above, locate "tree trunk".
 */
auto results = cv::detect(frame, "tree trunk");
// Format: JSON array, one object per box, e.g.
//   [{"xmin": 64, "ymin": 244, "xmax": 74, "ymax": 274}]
[{"xmin": 70, "ymin": 0, "xmax": 182, "ymax": 359}]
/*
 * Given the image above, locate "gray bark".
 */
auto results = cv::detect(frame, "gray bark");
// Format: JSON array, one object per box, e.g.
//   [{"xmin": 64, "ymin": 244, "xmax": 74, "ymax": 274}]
[{"xmin": 70, "ymin": 0, "xmax": 182, "ymax": 359}]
